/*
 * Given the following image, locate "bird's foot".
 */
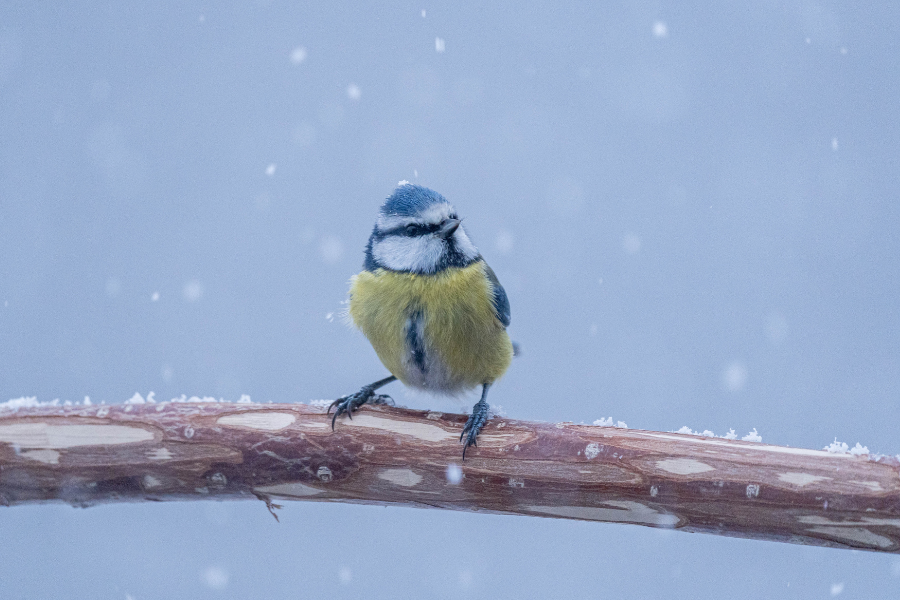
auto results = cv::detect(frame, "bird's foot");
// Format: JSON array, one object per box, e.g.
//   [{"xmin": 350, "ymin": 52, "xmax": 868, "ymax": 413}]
[
  {"xmin": 328, "ymin": 387, "xmax": 394, "ymax": 429},
  {"xmin": 460, "ymin": 399, "xmax": 490, "ymax": 459}
]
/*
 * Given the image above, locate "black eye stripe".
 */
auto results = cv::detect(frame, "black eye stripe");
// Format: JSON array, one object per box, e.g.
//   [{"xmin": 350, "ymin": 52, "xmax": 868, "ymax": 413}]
[{"xmin": 381, "ymin": 223, "xmax": 442, "ymax": 237}]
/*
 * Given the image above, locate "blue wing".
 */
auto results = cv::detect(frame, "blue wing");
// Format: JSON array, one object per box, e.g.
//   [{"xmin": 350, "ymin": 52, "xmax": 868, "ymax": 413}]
[{"xmin": 483, "ymin": 263, "xmax": 511, "ymax": 327}]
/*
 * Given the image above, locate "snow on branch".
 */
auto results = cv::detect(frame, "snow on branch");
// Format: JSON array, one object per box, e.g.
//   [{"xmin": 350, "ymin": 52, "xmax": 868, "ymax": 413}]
[{"xmin": 1, "ymin": 402, "xmax": 898, "ymax": 553}]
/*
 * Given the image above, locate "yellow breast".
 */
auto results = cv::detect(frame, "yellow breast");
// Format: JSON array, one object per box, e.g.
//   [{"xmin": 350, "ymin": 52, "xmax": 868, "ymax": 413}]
[{"xmin": 348, "ymin": 262, "xmax": 513, "ymax": 392}]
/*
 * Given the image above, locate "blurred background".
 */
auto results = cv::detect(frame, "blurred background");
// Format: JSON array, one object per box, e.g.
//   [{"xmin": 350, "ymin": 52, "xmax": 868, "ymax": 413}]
[{"xmin": 2, "ymin": 1, "xmax": 899, "ymax": 598}]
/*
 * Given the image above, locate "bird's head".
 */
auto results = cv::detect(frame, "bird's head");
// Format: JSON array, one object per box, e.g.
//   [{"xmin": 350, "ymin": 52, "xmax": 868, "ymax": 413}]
[{"xmin": 364, "ymin": 183, "xmax": 480, "ymax": 274}]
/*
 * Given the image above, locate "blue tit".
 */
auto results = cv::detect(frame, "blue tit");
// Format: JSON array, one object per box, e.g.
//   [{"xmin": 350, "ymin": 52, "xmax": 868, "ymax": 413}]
[{"xmin": 329, "ymin": 183, "xmax": 514, "ymax": 458}]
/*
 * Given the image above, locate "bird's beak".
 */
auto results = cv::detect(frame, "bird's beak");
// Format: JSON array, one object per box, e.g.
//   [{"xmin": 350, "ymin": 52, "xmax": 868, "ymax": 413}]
[{"xmin": 438, "ymin": 218, "xmax": 461, "ymax": 239}]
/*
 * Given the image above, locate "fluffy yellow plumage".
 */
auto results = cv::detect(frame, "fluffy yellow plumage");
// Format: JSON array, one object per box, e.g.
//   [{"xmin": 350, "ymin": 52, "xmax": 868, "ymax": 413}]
[{"xmin": 349, "ymin": 261, "xmax": 513, "ymax": 392}]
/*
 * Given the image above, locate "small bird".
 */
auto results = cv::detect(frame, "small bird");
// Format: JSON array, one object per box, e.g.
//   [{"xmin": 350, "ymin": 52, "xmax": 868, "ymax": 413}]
[{"xmin": 330, "ymin": 183, "xmax": 514, "ymax": 458}]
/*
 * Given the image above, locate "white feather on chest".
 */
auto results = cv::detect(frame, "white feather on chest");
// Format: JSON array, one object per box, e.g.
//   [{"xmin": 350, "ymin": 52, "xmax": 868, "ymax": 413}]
[{"xmin": 400, "ymin": 312, "xmax": 464, "ymax": 394}]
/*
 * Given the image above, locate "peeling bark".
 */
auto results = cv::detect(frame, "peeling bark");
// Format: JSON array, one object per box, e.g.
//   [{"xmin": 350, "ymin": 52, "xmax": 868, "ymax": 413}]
[{"xmin": 1, "ymin": 402, "xmax": 898, "ymax": 553}]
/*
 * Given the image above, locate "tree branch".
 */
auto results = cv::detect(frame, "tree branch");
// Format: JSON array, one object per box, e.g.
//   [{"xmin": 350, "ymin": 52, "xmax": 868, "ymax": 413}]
[{"xmin": 1, "ymin": 402, "xmax": 898, "ymax": 553}]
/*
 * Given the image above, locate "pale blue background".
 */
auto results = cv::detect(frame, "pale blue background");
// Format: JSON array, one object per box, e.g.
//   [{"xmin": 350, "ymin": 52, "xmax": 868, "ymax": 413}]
[{"xmin": 2, "ymin": 1, "xmax": 899, "ymax": 598}]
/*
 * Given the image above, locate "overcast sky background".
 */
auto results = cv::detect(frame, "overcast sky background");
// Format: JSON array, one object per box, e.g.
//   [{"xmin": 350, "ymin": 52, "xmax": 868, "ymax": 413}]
[{"xmin": 2, "ymin": 1, "xmax": 900, "ymax": 598}]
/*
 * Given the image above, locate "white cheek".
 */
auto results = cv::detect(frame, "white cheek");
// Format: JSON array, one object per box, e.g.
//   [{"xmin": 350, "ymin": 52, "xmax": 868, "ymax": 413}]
[
  {"xmin": 373, "ymin": 236, "xmax": 444, "ymax": 272},
  {"xmin": 453, "ymin": 228, "xmax": 479, "ymax": 260}
]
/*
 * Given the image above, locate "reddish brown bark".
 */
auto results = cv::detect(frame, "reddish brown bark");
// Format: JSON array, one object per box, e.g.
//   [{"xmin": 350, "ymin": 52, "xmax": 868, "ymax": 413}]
[{"xmin": 1, "ymin": 402, "xmax": 898, "ymax": 553}]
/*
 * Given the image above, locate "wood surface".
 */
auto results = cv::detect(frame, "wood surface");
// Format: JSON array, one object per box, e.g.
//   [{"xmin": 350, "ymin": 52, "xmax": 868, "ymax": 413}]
[{"xmin": 1, "ymin": 401, "xmax": 898, "ymax": 553}]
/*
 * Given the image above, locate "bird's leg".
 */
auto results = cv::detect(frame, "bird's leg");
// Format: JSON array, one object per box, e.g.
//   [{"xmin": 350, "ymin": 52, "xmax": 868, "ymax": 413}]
[
  {"xmin": 460, "ymin": 383, "xmax": 492, "ymax": 459},
  {"xmin": 329, "ymin": 375, "xmax": 397, "ymax": 429}
]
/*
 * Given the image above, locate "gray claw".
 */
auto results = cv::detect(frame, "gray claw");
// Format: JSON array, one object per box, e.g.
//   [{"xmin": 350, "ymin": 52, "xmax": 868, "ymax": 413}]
[
  {"xmin": 329, "ymin": 389, "xmax": 394, "ymax": 430},
  {"xmin": 461, "ymin": 399, "xmax": 490, "ymax": 459}
]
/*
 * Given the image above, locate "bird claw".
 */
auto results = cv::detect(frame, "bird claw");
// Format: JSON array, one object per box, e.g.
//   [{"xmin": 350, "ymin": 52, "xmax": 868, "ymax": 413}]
[
  {"xmin": 460, "ymin": 399, "xmax": 490, "ymax": 459},
  {"xmin": 328, "ymin": 388, "xmax": 394, "ymax": 429}
]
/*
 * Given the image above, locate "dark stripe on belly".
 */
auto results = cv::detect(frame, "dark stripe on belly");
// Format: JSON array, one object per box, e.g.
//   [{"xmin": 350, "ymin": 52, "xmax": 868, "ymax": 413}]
[{"xmin": 406, "ymin": 311, "xmax": 427, "ymax": 374}]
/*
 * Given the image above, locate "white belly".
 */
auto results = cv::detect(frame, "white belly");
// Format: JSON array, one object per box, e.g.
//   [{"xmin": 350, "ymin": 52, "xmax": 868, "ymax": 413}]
[{"xmin": 400, "ymin": 313, "xmax": 469, "ymax": 394}]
